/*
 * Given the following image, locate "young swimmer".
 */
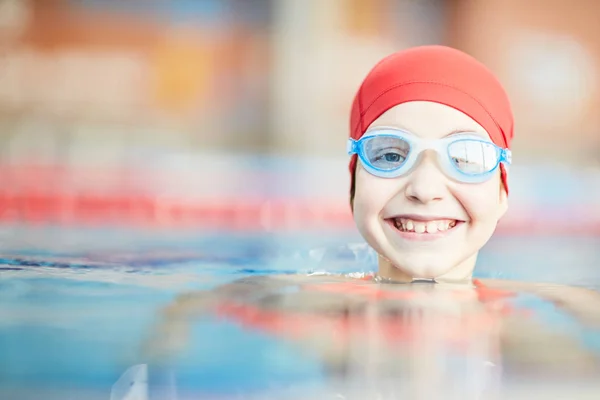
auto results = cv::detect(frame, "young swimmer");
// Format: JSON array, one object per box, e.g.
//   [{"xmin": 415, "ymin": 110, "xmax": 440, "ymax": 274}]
[
  {"xmin": 347, "ymin": 45, "xmax": 512, "ymax": 284},
  {"xmin": 143, "ymin": 46, "xmax": 600, "ymax": 397}
]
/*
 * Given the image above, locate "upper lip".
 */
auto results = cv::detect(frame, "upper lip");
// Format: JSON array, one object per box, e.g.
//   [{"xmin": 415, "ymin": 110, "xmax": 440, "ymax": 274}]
[{"xmin": 384, "ymin": 214, "xmax": 465, "ymax": 222}]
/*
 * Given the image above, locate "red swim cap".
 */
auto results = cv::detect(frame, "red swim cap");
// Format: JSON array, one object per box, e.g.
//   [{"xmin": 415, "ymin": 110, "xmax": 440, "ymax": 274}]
[{"xmin": 349, "ymin": 45, "xmax": 514, "ymax": 198}]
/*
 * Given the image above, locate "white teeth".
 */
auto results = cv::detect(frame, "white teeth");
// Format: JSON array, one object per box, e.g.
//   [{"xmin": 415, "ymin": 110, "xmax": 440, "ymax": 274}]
[
  {"xmin": 414, "ymin": 223, "xmax": 426, "ymax": 234},
  {"xmin": 425, "ymin": 222, "xmax": 437, "ymax": 233},
  {"xmin": 392, "ymin": 218, "xmax": 458, "ymax": 234}
]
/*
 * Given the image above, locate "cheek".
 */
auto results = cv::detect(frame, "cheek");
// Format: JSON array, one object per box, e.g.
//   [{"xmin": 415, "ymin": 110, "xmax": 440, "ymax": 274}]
[
  {"xmin": 352, "ymin": 168, "xmax": 398, "ymax": 224},
  {"xmin": 455, "ymin": 178, "xmax": 503, "ymax": 223}
]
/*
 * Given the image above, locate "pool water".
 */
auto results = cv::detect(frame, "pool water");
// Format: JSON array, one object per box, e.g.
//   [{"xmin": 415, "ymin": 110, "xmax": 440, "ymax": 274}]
[{"xmin": 1, "ymin": 226, "xmax": 600, "ymax": 399}]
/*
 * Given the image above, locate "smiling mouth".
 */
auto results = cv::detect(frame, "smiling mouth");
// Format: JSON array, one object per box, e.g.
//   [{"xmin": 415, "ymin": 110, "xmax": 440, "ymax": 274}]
[{"xmin": 386, "ymin": 217, "xmax": 463, "ymax": 234}]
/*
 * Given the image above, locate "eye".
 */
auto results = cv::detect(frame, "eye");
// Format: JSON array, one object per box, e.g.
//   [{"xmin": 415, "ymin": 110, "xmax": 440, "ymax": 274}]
[
  {"xmin": 382, "ymin": 152, "xmax": 403, "ymax": 163},
  {"xmin": 372, "ymin": 148, "xmax": 407, "ymax": 164},
  {"xmin": 364, "ymin": 135, "xmax": 411, "ymax": 169},
  {"xmin": 451, "ymin": 157, "xmax": 481, "ymax": 172},
  {"xmin": 451, "ymin": 156, "xmax": 468, "ymax": 165}
]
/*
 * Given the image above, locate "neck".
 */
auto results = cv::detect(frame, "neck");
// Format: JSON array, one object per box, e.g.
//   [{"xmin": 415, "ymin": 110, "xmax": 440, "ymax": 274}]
[{"xmin": 377, "ymin": 253, "xmax": 477, "ymax": 284}]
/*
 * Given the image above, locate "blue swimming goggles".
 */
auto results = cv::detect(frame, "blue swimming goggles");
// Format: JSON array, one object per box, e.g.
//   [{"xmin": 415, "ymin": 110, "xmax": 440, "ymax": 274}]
[{"xmin": 347, "ymin": 128, "xmax": 512, "ymax": 184}]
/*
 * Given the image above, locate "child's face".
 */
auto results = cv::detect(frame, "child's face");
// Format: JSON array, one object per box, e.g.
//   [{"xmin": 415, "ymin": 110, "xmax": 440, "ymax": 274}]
[{"xmin": 352, "ymin": 101, "xmax": 508, "ymax": 281}]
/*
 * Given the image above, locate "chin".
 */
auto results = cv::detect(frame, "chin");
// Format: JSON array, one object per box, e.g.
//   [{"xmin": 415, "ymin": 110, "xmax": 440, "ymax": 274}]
[{"xmin": 390, "ymin": 255, "xmax": 456, "ymax": 280}]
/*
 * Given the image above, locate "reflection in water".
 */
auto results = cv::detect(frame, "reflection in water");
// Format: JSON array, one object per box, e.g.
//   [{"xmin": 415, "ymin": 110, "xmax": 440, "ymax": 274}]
[
  {"xmin": 146, "ymin": 274, "xmax": 600, "ymax": 399},
  {"xmin": 2, "ymin": 231, "xmax": 600, "ymax": 398}
]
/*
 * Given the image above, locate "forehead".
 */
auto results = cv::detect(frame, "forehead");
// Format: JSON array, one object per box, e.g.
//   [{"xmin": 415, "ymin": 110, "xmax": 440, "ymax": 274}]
[{"xmin": 367, "ymin": 101, "xmax": 489, "ymax": 139}]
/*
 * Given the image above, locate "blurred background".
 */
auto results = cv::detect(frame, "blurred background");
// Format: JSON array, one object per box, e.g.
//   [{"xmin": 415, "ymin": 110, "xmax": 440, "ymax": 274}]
[{"xmin": 1, "ymin": 0, "xmax": 599, "ymax": 233}]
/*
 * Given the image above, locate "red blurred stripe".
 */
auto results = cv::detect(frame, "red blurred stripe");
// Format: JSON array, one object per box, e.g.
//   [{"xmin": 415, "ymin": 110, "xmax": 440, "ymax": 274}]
[
  {"xmin": 1, "ymin": 164, "xmax": 598, "ymax": 233},
  {"xmin": 0, "ymin": 191, "xmax": 599, "ymax": 234}
]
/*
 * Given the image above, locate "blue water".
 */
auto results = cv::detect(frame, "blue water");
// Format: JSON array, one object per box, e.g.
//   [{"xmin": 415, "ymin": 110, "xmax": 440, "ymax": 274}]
[{"xmin": 1, "ymin": 226, "xmax": 600, "ymax": 399}]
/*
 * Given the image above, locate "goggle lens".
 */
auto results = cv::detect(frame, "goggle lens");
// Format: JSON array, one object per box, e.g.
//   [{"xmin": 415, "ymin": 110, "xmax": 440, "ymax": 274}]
[
  {"xmin": 364, "ymin": 135, "xmax": 411, "ymax": 170},
  {"xmin": 447, "ymin": 139, "xmax": 500, "ymax": 175}
]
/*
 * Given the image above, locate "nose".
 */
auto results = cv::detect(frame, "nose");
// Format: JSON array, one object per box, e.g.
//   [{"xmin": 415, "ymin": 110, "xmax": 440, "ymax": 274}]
[{"xmin": 403, "ymin": 153, "xmax": 447, "ymax": 204}]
